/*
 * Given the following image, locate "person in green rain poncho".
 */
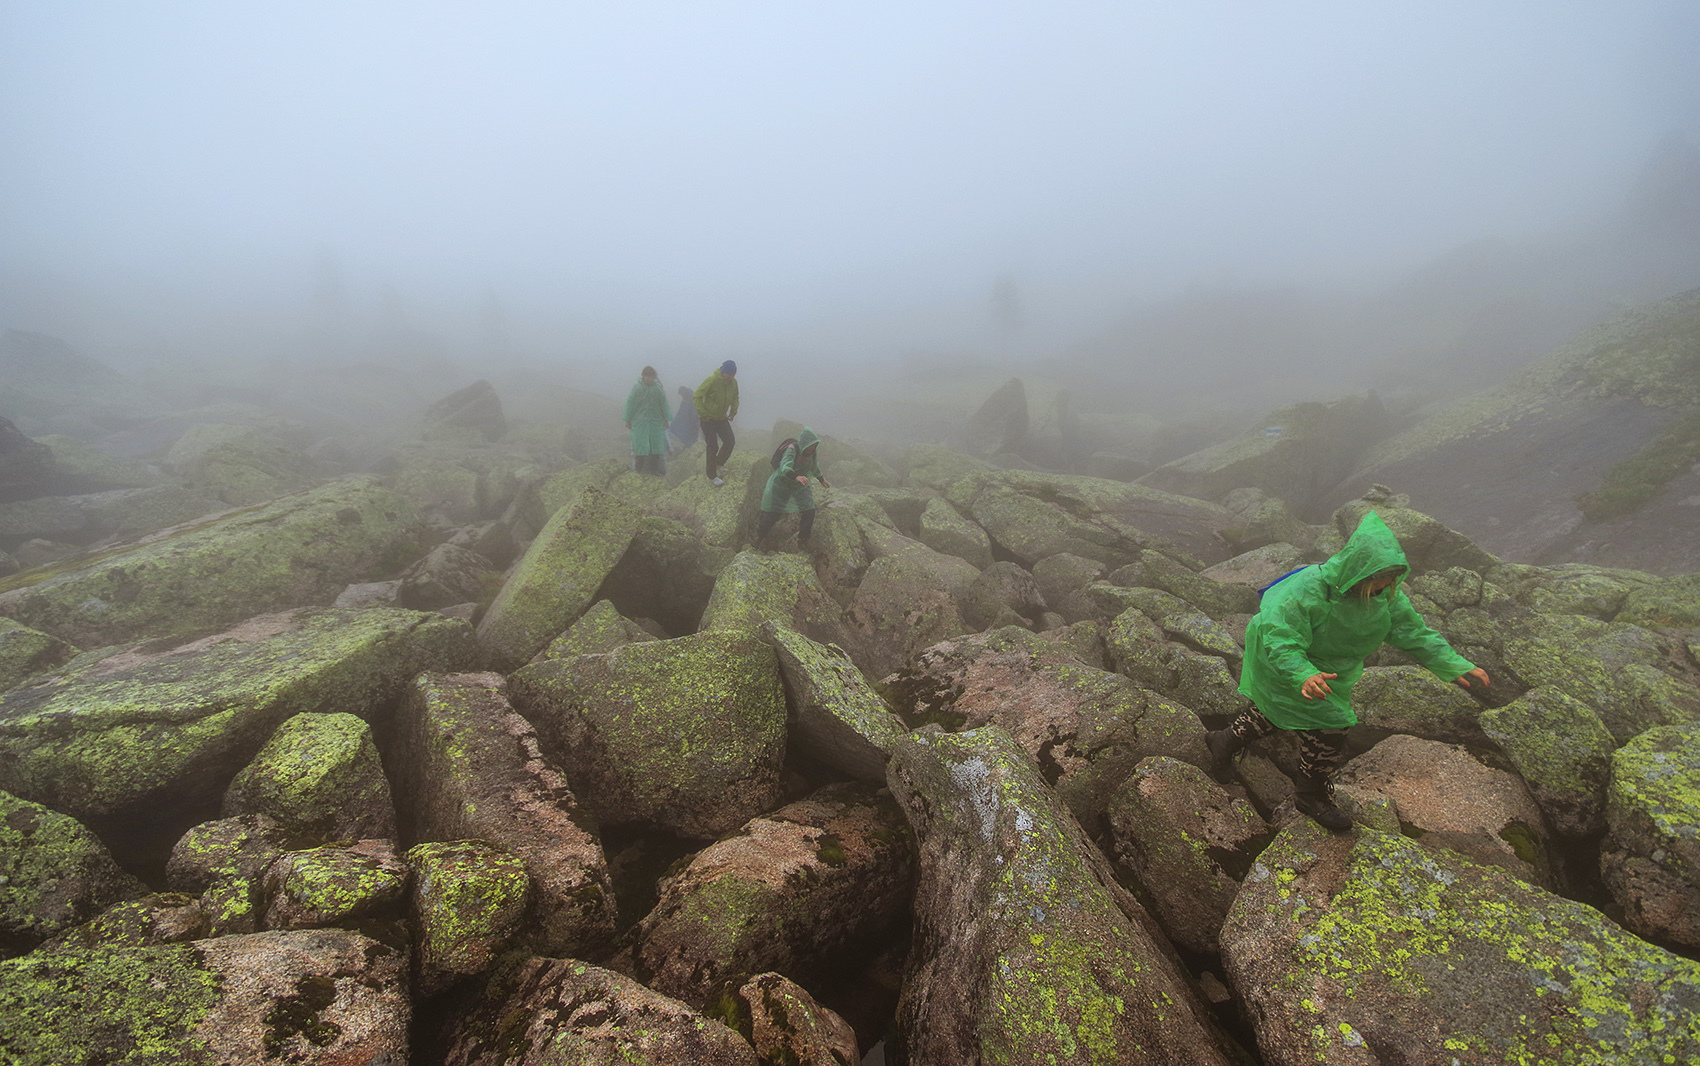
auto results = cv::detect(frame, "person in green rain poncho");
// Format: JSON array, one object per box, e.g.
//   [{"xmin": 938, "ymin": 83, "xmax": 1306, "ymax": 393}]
[
  {"xmin": 753, "ymin": 427, "xmax": 830, "ymax": 549},
  {"xmin": 1207, "ymin": 511, "xmax": 1490, "ymax": 831},
  {"xmin": 623, "ymin": 366, "xmax": 671, "ymax": 476}
]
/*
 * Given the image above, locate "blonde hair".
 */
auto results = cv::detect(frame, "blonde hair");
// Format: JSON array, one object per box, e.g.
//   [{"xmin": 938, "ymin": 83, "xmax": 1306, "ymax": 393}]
[{"xmin": 1351, "ymin": 566, "xmax": 1405, "ymax": 600}]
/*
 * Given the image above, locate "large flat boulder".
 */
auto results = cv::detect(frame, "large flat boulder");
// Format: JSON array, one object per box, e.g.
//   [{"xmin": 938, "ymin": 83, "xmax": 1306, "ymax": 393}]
[
  {"xmin": 390, "ymin": 672, "xmax": 616, "ymax": 959},
  {"xmin": 476, "ymin": 485, "xmax": 642, "ymax": 671},
  {"xmin": 765, "ymin": 623, "xmax": 906, "ymax": 782},
  {"xmin": 0, "ymin": 608, "xmax": 477, "ymax": 846},
  {"xmin": 1223, "ymin": 821, "xmax": 1700, "ymax": 1065},
  {"xmin": 509, "ymin": 630, "xmax": 787, "ymax": 838},
  {"xmin": 0, "ymin": 476, "xmax": 426, "ymax": 646},
  {"xmin": 884, "ymin": 725, "xmax": 1239, "ymax": 1065},
  {"xmin": 1601, "ymin": 723, "xmax": 1700, "ymax": 949}
]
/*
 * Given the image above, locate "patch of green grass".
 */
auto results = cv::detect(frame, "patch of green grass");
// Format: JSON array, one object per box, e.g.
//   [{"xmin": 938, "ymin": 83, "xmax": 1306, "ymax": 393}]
[{"xmin": 1577, "ymin": 409, "xmax": 1700, "ymax": 522}]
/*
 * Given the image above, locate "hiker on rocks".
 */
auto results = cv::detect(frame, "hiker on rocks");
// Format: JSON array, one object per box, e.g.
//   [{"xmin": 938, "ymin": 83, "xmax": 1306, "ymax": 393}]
[
  {"xmin": 1207, "ymin": 510, "xmax": 1489, "ymax": 831},
  {"xmin": 754, "ymin": 427, "xmax": 830, "ymax": 550},
  {"xmin": 694, "ymin": 360, "xmax": 739, "ymax": 486},
  {"xmin": 669, "ymin": 385, "xmax": 700, "ymax": 448},
  {"xmin": 623, "ymin": 365, "xmax": 671, "ymax": 476}
]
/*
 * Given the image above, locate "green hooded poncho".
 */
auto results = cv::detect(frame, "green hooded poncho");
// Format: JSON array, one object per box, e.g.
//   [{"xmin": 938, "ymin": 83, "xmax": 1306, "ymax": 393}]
[
  {"xmin": 623, "ymin": 378, "xmax": 671, "ymax": 457},
  {"xmin": 760, "ymin": 427, "xmax": 823, "ymax": 514},
  {"xmin": 1239, "ymin": 511, "xmax": 1475, "ymax": 730}
]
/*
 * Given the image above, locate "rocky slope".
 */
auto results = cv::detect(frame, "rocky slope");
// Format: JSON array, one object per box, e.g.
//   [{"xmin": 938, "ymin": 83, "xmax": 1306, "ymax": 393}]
[{"xmin": 0, "ymin": 364, "xmax": 1697, "ymax": 1064}]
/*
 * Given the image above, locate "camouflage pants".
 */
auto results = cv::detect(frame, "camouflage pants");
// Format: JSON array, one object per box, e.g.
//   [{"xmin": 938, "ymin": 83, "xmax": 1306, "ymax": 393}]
[{"xmin": 1227, "ymin": 706, "xmax": 1348, "ymax": 786}]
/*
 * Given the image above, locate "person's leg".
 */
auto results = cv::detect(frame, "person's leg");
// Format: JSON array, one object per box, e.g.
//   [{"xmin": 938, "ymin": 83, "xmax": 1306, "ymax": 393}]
[
  {"xmin": 1206, "ymin": 705, "xmax": 1276, "ymax": 775},
  {"xmin": 713, "ymin": 421, "xmax": 736, "ymax": 473},
  {"xmin": 753, "ymin": 510, "xmax": 780, "ymax": 549},
  {"xmin": 703, "ymin": 421, "xmax": 724, "ymax": 480},
  {"xmin": 1293, "ymin": 728, "xmax": 1352, "ymax": 831},
  {"xmin": 796, "ymin": 507, "xmax": 815, "ymax": 546}
]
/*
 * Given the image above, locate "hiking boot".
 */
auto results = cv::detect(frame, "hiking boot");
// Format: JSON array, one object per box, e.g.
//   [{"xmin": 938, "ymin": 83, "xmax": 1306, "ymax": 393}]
[
  {"xmin": 1206, "ymin": 729, "xmax": 1240, "ymax": 777},
  {"xmin": 1293, "ymin": 789, "xmax": 1353, "ymax": 832}
]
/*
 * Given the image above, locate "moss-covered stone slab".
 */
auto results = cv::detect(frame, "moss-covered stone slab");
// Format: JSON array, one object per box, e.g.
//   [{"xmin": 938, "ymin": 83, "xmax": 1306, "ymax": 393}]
[
  {"xmin": 261, "ymin": 840, "xmax": 407, "ymax": 931},
  {"xmin": 884, "ymin": 725, "xmax": 1240, "ymax": 1065},
  {"xmin": 37, "ymin": 434, "xmax": 159, "ymax": 489},
  {"xmin": 1032, "ymin": 550, "xmax": 1108, "ymax": 607},
  {"xmin": 1198, "ymin": 542, "xmax": 1310, "ymax": 590},
  {"xmin": 165, "ymin": 815, "xmax": 313, "ymax": 936},
  {"xmin": 162, "ymin": 422, "xmax": 322, "ymax": 506},
  {"xmin": 221, "ymin": 712, "xmax": 395, "ymax": 842},
  {"xmin": 885, "ymin": 627, "xmax": 1208, "ymax": 827},
  {"xmin": 440, "ymin": 955, "xmax": 760, "ymax": 1065},
  {"xmin": 0, "ymin": 607, "xmax": 476, "ymax": 835},
  {"xmin": 1616, "ymin": 572, "xmax": 1700, "ymax": 629},
  {"xmin": 41, "ymin": 893, "xmax": 209, "ymax": 952},
  {"xmin": 1111, "ymin": 551, "xmax": 1260, "ymax": 618},
  {"xmin": 390, "ymin": 672, "xmax": 615, "ymax": 959},
  {"xmin": 698, "ymin": 550, "xmax": 854, "ymax": 652},
  {"xmin": 765, "ymin": 623, "xmax": 905, "ymax": 783},
  {"xmin": 1601, "ymin": 723, "xmax": 1700, "ymax": 950},
  {"xmin": 1349, "ymin": 665, "xmax": 1490, "ymax": 748},
  {"xmin": 537, "ymin": 598, "xmax": 658, "ymax": 659},
  {"xmin": 1107, "ymin": 756, "xmax": 1269, "ymax": 955},
  {"xmin": 509, "ymin": 631, "xmax": 786, "ymax": 839},
  {"xmin": 959, "ymin": 560, "xmax": 1047, "ymax": 631},
  {"xmin": 1110, "ymin": 585, "xmax": 1244, "ymax": 659},
  {"xmin": 476, "ymin": 485, "xmax": 642, "ymax": 671},
  {"xmin": 1330, "ymin": 501, "xmax": 1500, "ymax": 575},
  {"xmin": 1336, "ymin": 735, "xmax": 1555, "ymax": 886},
  {"xmin": 654, "ymin": 449, "xmax": 768, "ymax": 548},
  {"xmin": 721, "ymin": 971, "xmax": 861, "ymax": 1066},
  {"xmin": 0, "ymin": 616, "xmax": 75, "ymax": 695},
  {"xmin": 1500, "ymin": 612, "xmax": 1700, "ymax": 742},
  {"xmin": 1105, "ymin": 607, "xmax": 1245, "ymax": 720},
  {"xmin": 632, "ymin": 782, "xmax": 914, "ymax": 1007},
  {"xmin": 407, "ymin": 839, "xmax": 530, "ymax": 997},
  {"xmin": 0, "ymin": 789, "xmax": 145, "ymax": 957},
  {"xmin": 946, "ymin": 468, "xmax": 1241, "ymax": 570},
  {"xmin": 0, "ymin": 476, "xmax": 428, "ymax": 646},
  {"xmin": 1507, "ymin": 563, "xmax": 1656, "ymax": 620},
  {"xmin": 899, "ymin": 442, "xmax": 997, "ymax": 491},
  {"xmin": 917, "ymin": 496, "xmax": 993, "ymax": 568},
  {"xmin": 0, "ymin": 927, "xmax": 409, "ymax": 1065},
  {"xmin": 1222, "ymin": 821, "xmax": 1700, "ymax": 1066},
  {"xmin": 593, "ymin": 514, "xmax": 728, "ymax": 636},
  {"xmin": 538, "ymin": 456, "xmax": 625, "ymax": 518},
  {"xmin": 1480, "ymin": 687, "xmax": 1615, "ymax": 838}
]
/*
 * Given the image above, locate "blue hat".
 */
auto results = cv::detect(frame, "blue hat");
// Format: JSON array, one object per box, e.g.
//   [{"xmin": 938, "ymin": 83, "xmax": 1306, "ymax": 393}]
[{"xmin": 721, "ymin": 360, "xmax": 737, "ymax": 376}]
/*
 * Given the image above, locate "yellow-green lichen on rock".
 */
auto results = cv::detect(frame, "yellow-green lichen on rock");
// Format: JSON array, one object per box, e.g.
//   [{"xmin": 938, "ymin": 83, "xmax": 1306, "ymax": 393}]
[
  {"xmin": 0, "ymin": 788, "xmax": 146, "ymax": 956},
  {"xmin": 406, "ymin": 839, "xmax": 531, "ymax": 996},
  {"xmin": 0, "ymin": 616, "xmax": 76, "ymax": 695},
  {"xmin": 1479, "ymin": 688, "xmax": 1616, "ymax": 837},
  {"xmin": 1601, "ymin": 723, "xmax": 1700, "ymax": 948},
  {"xmin": 221, "ymin": 712, "xmax": 395, "ymax": 841},
  {"xmin": 0, "ymin": 476, "xmax": 427, "ymax": 647},
  {"xmin": 476, "ymin": 485, "xmax": 642, "ymax": 671},
  {"xmin": 0, "ymin": 606, "xmax": 476, "ymax": 826},
  {"xmin": 508, "ymin": 629, "xmax": 786, "ymax": 839},
  {"xmin": 885, "ymin": 725, "xmax": 1237, "ymax": 1065},
  {"xmin": 1221, "ymin": 821, "xmax": 1700, "ymax": 1066}
]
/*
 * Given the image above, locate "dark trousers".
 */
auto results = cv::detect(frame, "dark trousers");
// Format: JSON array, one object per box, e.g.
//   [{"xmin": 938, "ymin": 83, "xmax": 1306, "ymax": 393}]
[
  {"xmin": 755, "ymin": 507, "xmax": 815, "ymax": 544},
  {"xmin": 702, "ymin": 419, "xmax": 735, "ymax": 479},
  {"xmin": 1227, "ymin": 706, "xmax": 1348, "ymax": 789}
]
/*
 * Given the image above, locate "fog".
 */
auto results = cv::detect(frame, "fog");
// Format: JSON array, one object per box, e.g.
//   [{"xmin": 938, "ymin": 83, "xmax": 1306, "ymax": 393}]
[{"xmin": 4, "ymin": 2, "xmax": 1700, "ymax": 432}]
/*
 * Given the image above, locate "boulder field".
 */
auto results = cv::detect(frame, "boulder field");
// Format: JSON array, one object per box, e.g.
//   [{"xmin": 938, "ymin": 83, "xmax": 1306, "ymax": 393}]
[{"xmin": 0, "ymin": 389, "xmax": 1698, "ymax": 1065}]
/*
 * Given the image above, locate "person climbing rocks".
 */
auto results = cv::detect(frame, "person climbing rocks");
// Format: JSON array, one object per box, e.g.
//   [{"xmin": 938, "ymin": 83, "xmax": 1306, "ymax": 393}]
[
  {"xmin": 622, "ymin": 365, "xmax": 671, "ymax": 476},
  {"xmin": 694, "ymin": 360, "xmax": 739, "ymax": 486},
  {"xmin": 1207, "ymin": 510, "xmax": 1489, "ymax": 831},
  {"xmin": 669, "ymin": 384, "xmax": 700, "ymax": 448},
  {"xmin": 753, "ymin": 427, "xmax": 830, "ymax": 550}
]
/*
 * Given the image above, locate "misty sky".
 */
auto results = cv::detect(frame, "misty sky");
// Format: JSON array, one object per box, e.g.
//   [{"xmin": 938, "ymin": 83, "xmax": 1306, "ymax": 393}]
[{"xmin": 3, "ymin": 2, "xmax": 1699, "ymax": 355}]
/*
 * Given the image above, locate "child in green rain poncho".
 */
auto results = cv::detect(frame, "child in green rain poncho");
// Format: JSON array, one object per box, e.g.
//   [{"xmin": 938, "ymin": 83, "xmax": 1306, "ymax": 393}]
[
  {"xmin": 1207, "ymin": 511, "xmax": 1490, "ymax": 831},
  {"xmin": 623, "ymin": 366, "xmax": 671, "ymax": 476},
  {"xmin": 753, "ymin": 427, "xmax": 830, "ymax": 549}
]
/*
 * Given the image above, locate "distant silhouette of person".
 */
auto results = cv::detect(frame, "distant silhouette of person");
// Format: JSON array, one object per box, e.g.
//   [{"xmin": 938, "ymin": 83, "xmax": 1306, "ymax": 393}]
[
  {"xmin": 1207, "ymin": 511, "xmax": 1489, "ymax": 831},
  {"xmin": 754, "ymin": 427, "xmax": 830, "ymax": 549},
  {"xmin": 623, "ymin": 365, "xmax": 670, "ymax": 476},
  {"xmin": 669, "ymin": 384, "xmax": 699, "ymax": 448},
  {"xmin": 694, "ymin": 360, "xmax": 739, "ymax": 486}
]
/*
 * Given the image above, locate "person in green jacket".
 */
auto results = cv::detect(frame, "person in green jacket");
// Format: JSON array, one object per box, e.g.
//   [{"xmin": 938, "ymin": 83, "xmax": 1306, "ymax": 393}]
[
  {"xmin": 1207, "ymin": 510, "xmax": 1490, "ymax": 831},
  {"xmin": 754, "ymin": 427, "xmax": 830, "ymax": 549},
  {"xmin": 623, "ymin": 365, "xmax": 671, "ymax": 476},
  {"xmin": 694, "ymin": 360, "xmax": 739, "ymax": 486}
]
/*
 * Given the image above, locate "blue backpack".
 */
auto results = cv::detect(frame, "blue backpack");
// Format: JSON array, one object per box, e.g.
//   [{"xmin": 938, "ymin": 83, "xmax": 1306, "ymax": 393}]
[{"xmin": 1257, "ymin": 566, "xmax": 1310, "ymax": 599}]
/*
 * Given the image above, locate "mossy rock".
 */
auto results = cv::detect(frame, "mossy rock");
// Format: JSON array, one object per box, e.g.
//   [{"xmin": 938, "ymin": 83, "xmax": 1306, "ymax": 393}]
[
  {"xmin": 1508, "ymin": 563, "xmax": 1658, "ymax": 620},
  {"xmin": 1110, "ymin": 551, "xmax": 1259, "ymax": 618},
  {"xmin": 917, "ymin": 497, "xmax": 992, "ymax": 568},
  {"xmin": 0, "ymin": 477, "xmax": 428, "ymax": 647},
  {"xmin": 699, "ymin": 548, "xmax": 854, "ymax": 653},
  {"xmin": 1104, "ymin": 607, "xmax": 1245, "ymax": 720},
  {"xmin": 1331, "ymin": 501, "xmax": 1499, "ymax": 575},
  {"xmin": 538, "ymin": 457, "xmax": 628, "ymax": 518},
  {"xmin": 475, "ymin": 485, "xmax": 643, "ymax": 672},
  {"xmin": 1500, "ymin": 612, "xmax": 1700, "ymax": 742},
  {"xmin": 538, "ymin": 598, "xmax": 659, "ymax": 659},
  {"xmin": 0, "ymin": 607, "xmax": 477, "ymax": 832},
  {"xmin": 1222, "ymin": 821, "xmax": 1700, "ymax": 1065},
  {"xmin": 406, "ymin": 839, "xmax": 530, "ymax": 996},
  {"xmin": 764, "ymin": 623, "xmax": 905, "ymax": 783},
  {"xmin": 38, "ymin": 435, "xmax": 159, "ymax": 489},
  {"xmin": 885, "ymin": 725, "xmax": 1239, "ymax": 1064},
  {"xmin": 221, "ymin": 713, "xmax": 396, "ymax": 842},
  {"xmin": 1616, "ymin": 572, "xmax": 1700, "ymax": 628},
  {"xmin": 509, "ymin": 630, "xmax": 787, "ymax": 839},
  {"xmin": 387, "ymin": 455, "xmax": 482, "ymax": 526},
  {"xmin": 0, "ymin": 789, "xmax": 146, "ymax": 957},
  {"xmin": 0, "ymin": 617, "xmax": 76, "ymax": 695},
  {"xmin": 262, "ymin": 840, "xmax": 407, "ymax": 931},
  {"xmin": 1601, "ymin": 723, "xmax": 1700, "ymax": 949},
  {"xmin": 162, "ymin": 422, "xmax": 321, "ymax": 506},
  {"xmin": 1350, "ymin": 665, "xmax": 1490, "ymax": 748},
  {"xmin": 899, "ymin": 442, "xmax": 997, "ymax": 491},
  {"xmin": 1480, "ymin": 687, "xmax": 1615, "ymax": 838}
]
